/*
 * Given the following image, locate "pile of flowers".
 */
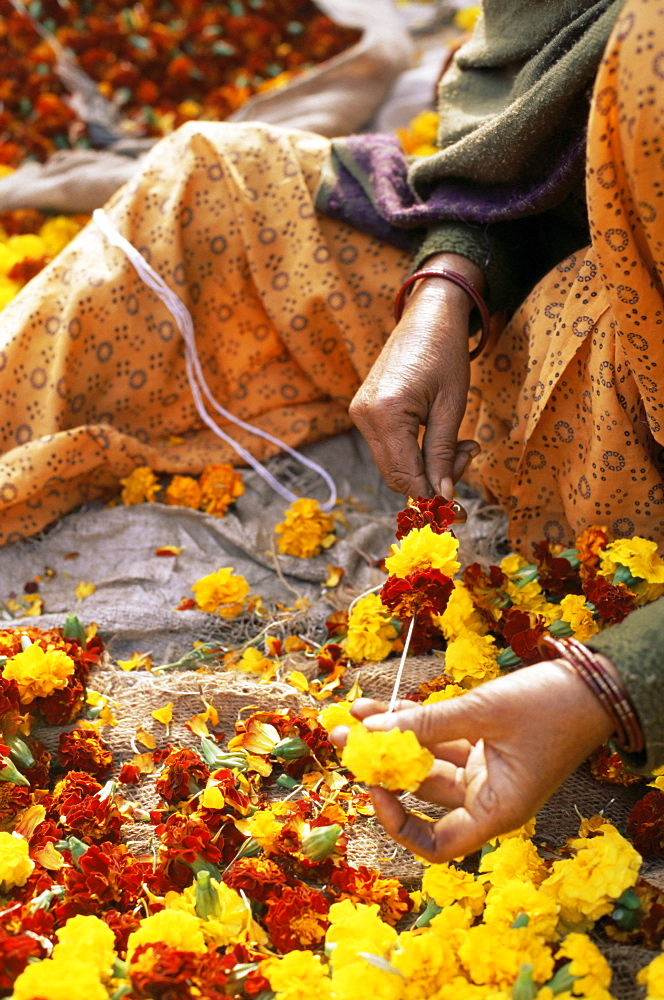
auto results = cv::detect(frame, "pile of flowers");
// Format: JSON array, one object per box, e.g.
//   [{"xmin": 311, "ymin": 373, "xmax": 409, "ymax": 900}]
[
  {"xmin": 0, "ymin": 0, "xmax": 360, "ymax": 168},
  {"xmin": 119, "ymin": 462, "xmax": 245, "ymax": 517},
  {"xmin": 0, "ymin": 206, "xmax": 87, "ymax": 311},
  {"xmin": 1, "ymin": 497, "xmax": 663, "ymax": 998}
]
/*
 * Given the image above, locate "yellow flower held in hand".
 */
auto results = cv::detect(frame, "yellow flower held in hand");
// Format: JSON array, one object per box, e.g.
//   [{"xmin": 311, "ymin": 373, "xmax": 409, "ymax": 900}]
[
  {"xmin": 191, "ymin": 567, "xmax": 250, "ymax": 618},
  {"xmin": 0, "ymin": 832, "xmax": 34, "ymax": 891},
  {"xmin": 341, "ymin": 724, "xmax": 434, "ymax": 792},
  {"xmin": 2, "ymin": 643, "xmax": 75, "ymax": 703}
]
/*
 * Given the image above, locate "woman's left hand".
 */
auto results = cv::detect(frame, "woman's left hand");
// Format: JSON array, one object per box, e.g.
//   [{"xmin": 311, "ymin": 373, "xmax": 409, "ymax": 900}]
[{"xmin": 331, "ymin": 661, "xmax": 616, "ymax": 862}]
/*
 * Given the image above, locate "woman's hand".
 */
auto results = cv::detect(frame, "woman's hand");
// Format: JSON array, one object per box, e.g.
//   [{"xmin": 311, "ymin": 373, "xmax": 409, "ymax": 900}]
[
  {"xmin": 349, "ymin": 252, "xmax": 483, "ymax": 500},
  {"xmin": 331, "ymin": 661, "xmax": 616, "ymax": 862}
]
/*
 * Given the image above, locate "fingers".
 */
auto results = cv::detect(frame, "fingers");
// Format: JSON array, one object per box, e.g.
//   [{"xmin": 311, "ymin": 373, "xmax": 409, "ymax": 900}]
[
  {"xmin": 370, "ymin": 786, "xmax": 500, "ymax": 862},
  {"xmin": 349, "ymin": 393, "xmax": 434, "ymax": 498}
]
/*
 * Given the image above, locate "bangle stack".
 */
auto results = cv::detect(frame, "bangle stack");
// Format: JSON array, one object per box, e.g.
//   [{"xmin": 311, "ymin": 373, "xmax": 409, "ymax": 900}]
[
  {"xmin": 543, "ymin": 635, "xmax": 644, "ymax": 755},
  {"xmin": 393, "ymin": 267, "xmax": 491, "ymax": 360}
]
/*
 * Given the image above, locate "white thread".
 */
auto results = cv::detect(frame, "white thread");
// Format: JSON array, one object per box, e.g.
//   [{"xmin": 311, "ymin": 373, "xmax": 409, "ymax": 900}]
[{"xmin": 92, "ymin": 208, "xmax": 337, "ymax": 510}]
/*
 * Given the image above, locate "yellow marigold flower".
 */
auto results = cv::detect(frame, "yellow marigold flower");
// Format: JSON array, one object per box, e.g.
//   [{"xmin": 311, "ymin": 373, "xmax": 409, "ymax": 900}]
[
  {"xmin": 429, "ymin": 900, "xmax": 474, "ymax": 937},
  {"xmin": 13, "ymin": 957, "xmax": 108, "ymax": 1000},
  {"xmin": 263, "ymin": 950, "xmax": 332, "ymax": 1000},
  {"xmin": 2, "ymin": 643, "xmax": 75, "ymax": 703},
  {"xmin": 504, "ymin": 578, "xmax": 552, "ymax": 618},
  {"xmin": 38, "ymin": 215, "xmax": 84, "ymax": 257},
  {"xmin": 120, "ymin": 465, "xmax": 160, "ymax": 505},
  {"xmin": 637, "ymin": 952, "xmax": 664, "ymax": 999},
  {"xmin": 341, "ymin": 725, "xmax": 434, "ymax": 792},
  {"xmin": 0, "ymin": 832, "xmax": 34, "ymax": 891},
  {"xmin": 540, "ymin": 823, "xmax": 641, "ymax": 929},
  {"xmin": 478, "ymin": 836, "xmax": 548, "ymax": 889},
  {"xmin": 330, "ymin": 959, "xmax": 403, "ymax": 1000},
  {"xmin": 422, "ymin": 683, "xmax": 466, "ymax": 705},
  {"xmin": 126, "ymin": 908, "xmax": 207, "ymax": 962},
  {"xmin": 165, "ymin": 474, "xmax": 203, "ymax": 509},
  {"xmin": 0, "ymin": 274, "xmax": 21, "ymax": 309},
  {"xmin": 483, "ymin": 881, "xmax": 559, "ymax": 939},
  {"xmin": 392, "ymin": 926, "xmax": 461, "ymax": 996},
  {"xmin": 199, "ymin": 463, "xmax": 244, "ymax": 516},
  {"xmin": 422, "ymin": 863, "xmax": 486, "ymax": 916},
  {"xmin": 434, "ymin": 581, "xmax": 487, "ymax": 641},
  {"xmin": 458, "ymin": 924, "xmax": 554, "ymax": 988},
  {"xmin": 600, "ymin": 536, "xmax": 664, "ymax": 604},
  {"xmin": 558, "ymin": 594, "xmax": 599, "ymax": 642},
  {"xmin": 318, "ymin": 700, "xmax": 360, "ymax": 733},
  {"xmin": 165, "ymin": 878, "xmax": 263, "ymax": 947},
  {"xmin": 246, "ymin": 809, "xmax": 283, "ymax": 851},
  {"xmin": 191, "ymin": 567, "xmax": 250, "ymax": 617},
  {"xmin": 444, "ymin": 631, "xmax": 500, "ymax": 687},
  {"xmin": 500, "ymin": 553, "xmax": 529, "ymax": 577},
  {"xmin": 52, "ymin": 914, "xmax": 116, "ymax": 977},
  {"xmin": 556, "ymin": 933, "xmax": 612, "ymax": 995},
  {"xmin": 385, "ymin": 525, "xmax": 460, "ymax": 580},
  {"xmin": 344, "ymin": 594, "xmax": 398, "ymax": 663},
  {"xmin": 275, "ymin": 497, "xmax": 336, "ymax": 558},
  {"xmin": 326, "ymin": 899, "xmax": 397, "ymax": 971}
]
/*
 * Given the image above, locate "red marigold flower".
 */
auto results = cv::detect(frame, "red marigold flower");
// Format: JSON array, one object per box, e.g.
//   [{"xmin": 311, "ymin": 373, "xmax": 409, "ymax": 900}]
[
  {"xmin": 224, "ymin": 857, "xmax": 293, "ymax": 903},
  {"xmin": 381, "ymin": 567, "xmax": 454, "ymax": 621},
  {"xmin": 58, "ymin": 728, "xmax": 113, "ymax": 782},
  {"xmin": 0, "ymin": 676, "xmax": 23, "ymax": 737},
  {"xmin": 626, "ymin": 789, "xmax": 664, "ymax": 857},
  {"xmin": 155, "ymin": 747, "xmax": 210, "ymax": 804},
  {"xmin": 0, "ymin": 783, "xmax": 32, "ymax": 830},
  {"xmin": 589, "ymin": 745, "xmax": 646, "ymax": 787},
  {"xmin": 49, "ymin": 773, "xmax": 123, "ymax": 844},
  {"xmin": 502, "ymin": 608, "xmax": 548, "ymax": 665},
  {"xmin": 462, "ymin": 562, "xmax": 510, "ymax": 625},
  {"xmin": 263, "ymin": 884, "xmax": 330, "ymax": 953},
  {"xmin": 0, "ymin": 928, "xmax": 43, "ymax": 992},
  {"xmin": 395, "ymin": 495, "xmax": 459, "ymax": 539},
  {"xmin": 21, "ymin": 738, "xmax": 51, "ymax": 790},
  {"xmin": 328, "ymin": 862, "xmax": 413, "ymax": 925},
  {"xmin": 582, "ymin": 575, "xmax": 637, "ymax": 624},
  {"xmin": 59, "ymin": 842, "xmax": 158, "ymax": 920},
  {"xmin": 129, "ymin": 941, "xmax": 200, "ymax": 998},
  {"xmin": 531, "ymin": 540, "xmax": 581, "ymax": 596}
]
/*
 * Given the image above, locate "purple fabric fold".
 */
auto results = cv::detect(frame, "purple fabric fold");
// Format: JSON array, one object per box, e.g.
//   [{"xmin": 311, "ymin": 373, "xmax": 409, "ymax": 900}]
[{"xmin": 318, "ymin": 132, "xmax": 587, "ymax": 247}]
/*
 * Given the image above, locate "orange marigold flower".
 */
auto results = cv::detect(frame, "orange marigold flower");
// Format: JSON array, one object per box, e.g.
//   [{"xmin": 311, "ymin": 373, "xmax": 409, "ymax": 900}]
[
  {"xmin": 120, "ymin": 466, "xmax": 160, "ymax": 506},
  {"xmin": 263, "ymin": 884, "xmax": 330, "ymax": 953},
  {"xmin": 58, "ymin": 728, "xmax": 113, "ymax": 782},
  {"xmin": 165, "ymin": 475, "xmax": 202, "ymax": 510},
  {"xmin": 328, "ymin": 863, "xmax": 413, "ymax": 926},
  {"xmin": 199, "ymin": 463, "xmax": 244, "ymax": 516}
]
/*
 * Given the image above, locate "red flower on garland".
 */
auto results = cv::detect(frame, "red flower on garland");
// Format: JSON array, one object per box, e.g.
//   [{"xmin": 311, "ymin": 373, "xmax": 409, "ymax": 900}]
[
  {"xmin": 626, "ymin": 789, "xmax": 664, "ymax": 857},
  {"xmin": 532, "ymin": 540, "xmax": 581, "ymax": 596},
  {"xmin": 582, "ymin": 575, "xmax": 636, "ymax": 624},
  {"xmin": 155, "ymin": 747, "xmax": 210, "ymax": 804},
  {"xmin": 58, "ymin": 728, "xmax": 113, "ymax": 782},
  {"xmin": 395, "ymin": 495, "xmax": 459, "ymax": 540},
  {"xmin": 380, "ymin": 567, "xmax": 454, "ymax": 653},
  {"xmin": 263, "ymin": 884, "xmax": 330, "ymax": 953},
  {"xmin": 501, "ymin": 608, "xmax": 548, "ymax": 665},
  {"xmin": 462, "ymin": 562, "xmax": 510, "ymax": 625}
]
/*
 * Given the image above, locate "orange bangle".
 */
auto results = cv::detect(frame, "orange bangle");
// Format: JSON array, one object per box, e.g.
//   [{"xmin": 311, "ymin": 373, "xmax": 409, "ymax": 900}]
[{"xmin": 394, "ymin": 267, "xmax": 490, "ymax": 360}]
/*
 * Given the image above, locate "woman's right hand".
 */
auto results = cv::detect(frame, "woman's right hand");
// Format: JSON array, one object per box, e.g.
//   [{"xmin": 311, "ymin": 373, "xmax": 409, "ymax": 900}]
[{"xmin": 349, "ymin": 252, "xmax": 483, "ymax": 501}]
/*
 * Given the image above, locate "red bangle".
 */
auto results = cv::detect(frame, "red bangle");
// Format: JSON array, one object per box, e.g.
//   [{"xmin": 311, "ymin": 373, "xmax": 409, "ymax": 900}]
[
  {"xmin": 394, "ymin": 268, "xmax": 491, "ymax": 361},
  {"xmin": 542, "ymin": 635, "xmax": 645, "ymax": 755}
]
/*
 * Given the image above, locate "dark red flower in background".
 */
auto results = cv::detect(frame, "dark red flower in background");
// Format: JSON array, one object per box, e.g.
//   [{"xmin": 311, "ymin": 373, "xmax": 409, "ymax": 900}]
[
  {"xmin": 582, "ymin": 575, "xmax": 636, "ymax": 624},
  {"xmin": 626, "ymin": 789, "xmax": 664, "ymax": 857}
]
